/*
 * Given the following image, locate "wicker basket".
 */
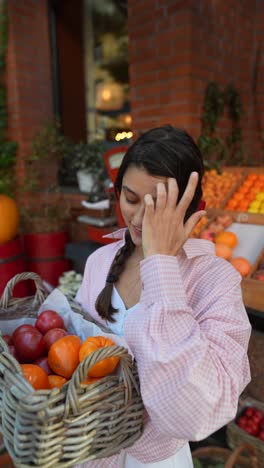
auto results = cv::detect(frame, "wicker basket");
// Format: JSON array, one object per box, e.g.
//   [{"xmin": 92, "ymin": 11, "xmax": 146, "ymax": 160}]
[
  {"xmin": 227, "ymin": 398, "xmax": 264, "ymax": 468},
  {"xmin": 0, "ymin": 273, "xmax": 144, "ymax": 467},
  {"xmin": 192, "ymin": 443, "xmax": 258, "ymax": 467}
]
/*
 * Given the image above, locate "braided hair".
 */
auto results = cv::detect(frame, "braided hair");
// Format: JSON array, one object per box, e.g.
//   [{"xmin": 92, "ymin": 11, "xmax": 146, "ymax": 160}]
[
  {"xmin": 96, "ymin": 125, "xmax": 204, "ymax": 322},
  {"xmin": 95, "ymin": 229, "xmax": 135, "ymax": 322}
]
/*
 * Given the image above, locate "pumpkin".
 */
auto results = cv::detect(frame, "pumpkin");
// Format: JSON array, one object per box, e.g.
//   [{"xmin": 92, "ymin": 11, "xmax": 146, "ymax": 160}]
[
  {"xmin": 48, "ymin": 335, "xmax": 81, "ymax": 378},
  {"xmin": 21, "ymin": 364, "xmax": 50, "ymax": 390},
  {"xmin": 48, "ymin": 375, "xmax": 67, "ymax": 388},
  {"xmin": 81, "ymin": 376, "xmax": 102, "ymax": 385},
  {"xmin": 0, "ymin": 195, "xmax": 19, "ymax": 244},
  {"xmin": 79, "ymin": 336, "xmax": 120, "ymax": 378},
  {"xmin": 230, "ymin": 257, "xmax": 251, "ymax": 277}
]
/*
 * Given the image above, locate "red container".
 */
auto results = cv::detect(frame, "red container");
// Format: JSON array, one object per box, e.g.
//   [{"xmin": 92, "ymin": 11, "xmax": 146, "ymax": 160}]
[
  {"xmin": 86, "ymin": 225, "xmax": 118, "ymax": 245},
  {"xmin": 0, "ymin": 237, "xmax": 29, "ymax": 297},
  {"xmin": 23, "ymin": 231, "xmax": 71, "ymax": 287}
]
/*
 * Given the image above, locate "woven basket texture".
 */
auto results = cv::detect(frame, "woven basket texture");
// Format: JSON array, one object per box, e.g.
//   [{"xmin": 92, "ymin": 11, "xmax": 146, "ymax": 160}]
[
  {"xmin": 192, "ymin": 443, "xmax": 258, "ymax": 467},
  {"xmin": 227, "ymin": 397, "xmax": 264, "ymax": 468},
  {"xmin": 0, "ymin": 273, "xmax": 144, "ymax": 467}
]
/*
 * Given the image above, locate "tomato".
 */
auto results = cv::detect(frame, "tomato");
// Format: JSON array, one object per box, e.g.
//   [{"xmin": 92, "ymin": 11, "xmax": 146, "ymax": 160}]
[
  {"xmin": 35, "ymin": 356, "xmax": 52, "ymax": 375},
  {"xmin": 13, "ymin": 328, "xmax": 46, "ymax": 362},
  {"xmin": 244, "ymin": 422, "xmax": 259, "ymax": 436},
  {"xmin": 35, "ymin": 310, "xmax": 65, "ymax": 334},
  {"xmin": 48, "ymin": 375, "xmax": 67, "ymax": 389},
  {"xmin": 43, "ymin": 328, "xmax": 68, "ymax": 351},
  {"xmin": 260, "ymin": 419, "xmax": 264, "ymax": 430},
  {"xmin": 48, "ymin": 335, "xmax": 81, "ymax": 379},
  {"xmin": 21, "ymin": 364, "xmax": 50, "ymax": 390},
  {"xmin": 244, "ymin": 407, "xmax": 255, "ymax": 418},
  {"xmin": 252, "ymin": 414, "xmax": 262, "ymax": 425},
  {"xmin": 79, "ymin": 336, "xmax": 119, "ymax": 378},
  {"xmin": 13, "ymin": 324, "xmax": 38, "ymax": 341},
  {"xmin": 258, "ymin": 431, "xmax": 264, "ymax": 441},
  {"xmin": 254, "ymin": 410, "xmax": 263, "ymax": 421},
  {"xmin": 237, "ymin": 416, "xmax": 248, "ymax": 428},
  {"xmin": 3, "ymin": 334, "xmax": 13, "ymax": 345}
]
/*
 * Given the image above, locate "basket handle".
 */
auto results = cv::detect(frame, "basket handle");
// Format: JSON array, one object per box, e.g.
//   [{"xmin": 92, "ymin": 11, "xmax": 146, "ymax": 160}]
[
  {"xmin": 225, "ymin": 443, "xmax": 258, "ymax": 467},
  {"xmin": 65, "ymin": 345, "xmax": 139, "ymax": 417},
  {"xmin": 0, "ymin": 272, "xmax": 47, "ymax": 309}
]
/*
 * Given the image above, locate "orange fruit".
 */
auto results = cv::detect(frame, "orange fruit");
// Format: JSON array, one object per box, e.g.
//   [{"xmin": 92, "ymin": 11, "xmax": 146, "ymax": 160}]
[
  {"xmin": 48, "ymin": 335, "xmax": 81, "ymax": 378},
  {"xmin": 215, "ymin": 231, "xmax": 238, "ymax": 248},
  {"xmin": 48, "ymin": 375, "xmax": 67, "ymax": 388},
  {"xmin": 225, "ymin": 199, "xmax": 238, "ymax": 210},
  {"xmin": 79, "ymin": 336, "xmax": 120, "ymax": 378},
  {"xmin": 233, "ymin": 192, "xmax": 244, "ymax": 202},
  {"xmin": 215, "ymin": 243, "xmax": 233, "ymax": 260},
  {"xmin": 236, "ymin": 201, "xmax": 250, "ymax": 212},
  {"xmin": 21, "ymin": 364, "xmax": 50, "ymax": 390},
  {"xmin": 230, "ymin": 257, "xmax": 251, "ymax": 277}
]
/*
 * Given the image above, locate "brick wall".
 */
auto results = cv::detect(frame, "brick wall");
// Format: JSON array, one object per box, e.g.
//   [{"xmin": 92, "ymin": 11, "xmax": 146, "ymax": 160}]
[
  {"xmin": 7, "ymin": 0, "xmax": 54, "ymax": 185},
  {"xmin": 128, "ymin": 0, "xmax": 264, "ymax": 164},
  {"xmin": 5, "ymin": 0, "xmax": 264, "ymax": 245}
]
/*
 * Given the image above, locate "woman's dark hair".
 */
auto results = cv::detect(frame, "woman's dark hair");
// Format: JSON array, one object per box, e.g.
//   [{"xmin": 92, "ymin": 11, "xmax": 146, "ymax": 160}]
[{"xmin": 96, "ymin": 125, "xmax": 204, "ymax": 322}]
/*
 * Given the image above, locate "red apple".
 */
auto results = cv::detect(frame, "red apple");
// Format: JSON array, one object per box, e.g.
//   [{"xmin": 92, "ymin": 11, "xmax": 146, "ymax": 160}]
[
  {"xmin": 35, "ymin": 356, "xmax": 52, "ymax": 375},
  {"xmin": 199, "ymin": 229, "xmax": 215, "ymax": 242},
  {"xmin": 35, "ymin": 310, "xmax": 65, "ymax": 334},
  {"xmin": 3, "ymin": 334, "xmax": 13, "ymax": 345},
  {"xmin": 43, "ymin": 328, "xmax": 68, "ymax": 351},
  {"xmin": 207, "ymin": 222, "xmax": 224, "ymax": 234},
  {"xmin": 13, "ymin": 328, "xmax": 46, "ymax": 363},
  {"xmin": 13, "ymin": 324, "xmax": 39, "ymax": 341},
  {"xmin": 254, "ymin": 270, "xmax": 264, "ymax": 282},
  {"xmin": 8, "ymin": 345, "xmax": 20, "ymax": 361}
]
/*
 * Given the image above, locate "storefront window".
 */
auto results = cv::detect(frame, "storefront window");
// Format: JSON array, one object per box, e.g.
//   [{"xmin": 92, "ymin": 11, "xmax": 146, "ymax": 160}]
[{"xmin": 83, "ymin": 0, "xmax": 132, "ymax": 143}]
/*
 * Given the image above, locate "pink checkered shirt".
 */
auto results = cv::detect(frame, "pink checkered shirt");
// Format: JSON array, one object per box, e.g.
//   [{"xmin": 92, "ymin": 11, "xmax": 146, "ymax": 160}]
[{"xmin": 75, "ymin": 228, "xmax": 251, "ymax": 467}]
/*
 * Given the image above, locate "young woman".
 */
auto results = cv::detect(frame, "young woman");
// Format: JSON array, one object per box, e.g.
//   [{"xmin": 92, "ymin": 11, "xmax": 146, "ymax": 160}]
[{"xmin": 76, "ymin": 125, "xmax": 251, "ymax": 468}]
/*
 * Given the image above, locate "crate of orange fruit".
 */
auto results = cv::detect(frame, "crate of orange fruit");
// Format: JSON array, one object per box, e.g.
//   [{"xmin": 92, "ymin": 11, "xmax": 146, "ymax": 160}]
[
  {"xmin": 202, "ymin": 167, "xmax": 245, "ymax": 212},
  {"xmin": 198, "ymin": 212, "xmax": 264, "ymax": 312},
  {"xmin": 224, "ymin": 168, "xmax": 264, "ymax": 223},
  {"xmin": 0, "ymin": 272, "xmax": 144, "ymax": 467}
]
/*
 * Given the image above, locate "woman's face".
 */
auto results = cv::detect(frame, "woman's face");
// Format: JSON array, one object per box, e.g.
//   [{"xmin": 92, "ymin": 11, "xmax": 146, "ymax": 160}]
[{"xmin": 119, "ymin": 166, "xmax": 167, "ymax": 247}]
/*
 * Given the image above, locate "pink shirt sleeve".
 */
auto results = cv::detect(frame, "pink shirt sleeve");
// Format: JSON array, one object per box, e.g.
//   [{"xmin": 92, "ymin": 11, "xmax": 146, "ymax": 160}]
[{"xmin": 124, "ymin": 254, "xmax": 251, "ymax": 443}]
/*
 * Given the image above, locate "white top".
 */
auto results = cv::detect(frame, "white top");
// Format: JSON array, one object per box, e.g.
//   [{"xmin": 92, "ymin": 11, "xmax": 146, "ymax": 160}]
[{"xmin": 110, "ymin": 287, "xmax": 194, "ymax": 468}]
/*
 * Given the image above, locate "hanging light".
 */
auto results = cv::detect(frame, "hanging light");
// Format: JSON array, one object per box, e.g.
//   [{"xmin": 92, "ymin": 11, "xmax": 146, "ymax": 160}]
[{"xmin": 96, "ymin": 82, "xmax": 124, "ymax": 111}]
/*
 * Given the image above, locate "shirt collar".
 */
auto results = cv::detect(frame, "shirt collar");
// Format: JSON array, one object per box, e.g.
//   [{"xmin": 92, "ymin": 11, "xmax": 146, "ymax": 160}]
[{"xmin": 103, "ymin": 228, "xmax": 215, "ymax": 259}]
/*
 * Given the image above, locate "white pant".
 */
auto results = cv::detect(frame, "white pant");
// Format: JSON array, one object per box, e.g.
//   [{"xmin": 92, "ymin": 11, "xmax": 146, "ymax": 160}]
[{"xmin": 122, "ymin": 444, "xmax": 193, "ymax": 468}]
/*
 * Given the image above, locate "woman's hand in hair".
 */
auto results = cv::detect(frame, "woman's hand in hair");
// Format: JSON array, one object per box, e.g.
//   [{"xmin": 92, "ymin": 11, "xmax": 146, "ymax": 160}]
[{"xmin": 142, "ymin": 172, "xmax": 206, "ymax": 258}]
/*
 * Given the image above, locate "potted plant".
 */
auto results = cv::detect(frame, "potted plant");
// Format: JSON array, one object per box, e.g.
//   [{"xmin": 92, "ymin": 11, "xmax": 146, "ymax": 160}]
[
  {"xmin": 19, "ymin": 120, "xmax": 73, "ymax": 288},
  {"xmin": 58, "ymin": 140, "xmax": 108, "ymax": 193}
]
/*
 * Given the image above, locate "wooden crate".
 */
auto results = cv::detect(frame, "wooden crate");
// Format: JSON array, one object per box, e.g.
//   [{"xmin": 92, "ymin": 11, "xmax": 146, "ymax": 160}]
[
  {"xmin": 196, "ymin": 209, "xmax": 264, "ymax": 311},
  {"xmin": 206, "ymin": 208, "xmax": 264, "ymax": 227},
  {"xmin": 242, "ymin": 249, "xmax": 264, "ymax": 312},
  {"xmin": 204, "ymin": 166, "xmax": 245, "ymax": 213}
]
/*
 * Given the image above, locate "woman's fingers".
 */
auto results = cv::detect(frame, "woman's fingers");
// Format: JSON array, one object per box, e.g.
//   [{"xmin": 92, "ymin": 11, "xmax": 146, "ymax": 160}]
[
  {"xmin": 176, "ymin": 172, "xmax": 199, "ymax": 216},
  {"xmin": 184, "ymin": 210, "xmax": 207, "ymax": 237},
  {"xmin": 166, "ymin": 178, "xmax": 178, "ymax": 209},
  {"xmin": 144, "ymin": 194, "xmax": 155, "ymax": 219},
  {"xmin": 155, "ymin": 182, "xmax": 167, "ymax": 212}
]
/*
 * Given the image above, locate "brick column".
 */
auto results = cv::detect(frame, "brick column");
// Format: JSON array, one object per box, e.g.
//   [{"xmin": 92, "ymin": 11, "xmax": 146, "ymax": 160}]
[{"xmin": 7, "ymin": 0, "xmax": 53, "ymax": 185}]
